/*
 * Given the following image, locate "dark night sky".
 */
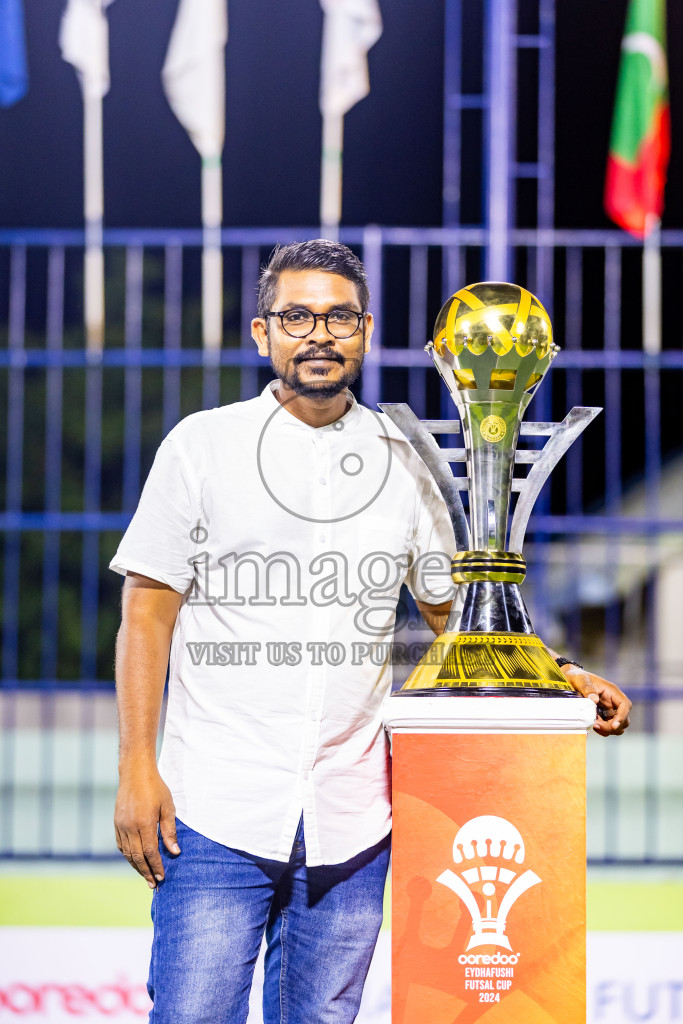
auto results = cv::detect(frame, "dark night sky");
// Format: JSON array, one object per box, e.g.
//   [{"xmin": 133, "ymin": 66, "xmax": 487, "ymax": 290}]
[{"xmin": 1, "ymin": 0, "xmax": 683, "ymax": 231}]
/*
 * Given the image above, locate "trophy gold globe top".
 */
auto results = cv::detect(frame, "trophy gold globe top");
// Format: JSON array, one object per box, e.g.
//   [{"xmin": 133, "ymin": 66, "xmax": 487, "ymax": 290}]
[
  {"xmin": 429, "ymin": 282, "xmax": 559, "ymax": 555},
  {"xmin": 430, "ymin": 281, "xmax": 557, "ymax": 395}
]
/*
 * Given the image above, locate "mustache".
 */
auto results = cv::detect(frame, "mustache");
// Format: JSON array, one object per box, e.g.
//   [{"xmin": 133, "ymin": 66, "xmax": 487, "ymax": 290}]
[{"xmin": 295, "ymin": 348, "xmax": 345, "ymax": 365}]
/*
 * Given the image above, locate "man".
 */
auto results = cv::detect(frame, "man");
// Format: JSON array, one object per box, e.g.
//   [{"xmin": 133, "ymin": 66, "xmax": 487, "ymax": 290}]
[{"xmin": 112, "ymin": 240, "xmax": 631, "ymax": 1024}]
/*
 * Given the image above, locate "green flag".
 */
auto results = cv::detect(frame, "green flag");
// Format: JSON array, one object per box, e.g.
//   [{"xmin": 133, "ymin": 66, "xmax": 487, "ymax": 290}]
[{"xmin": 604, "ymin": 0, "xmax": 670, "ymax": 237}]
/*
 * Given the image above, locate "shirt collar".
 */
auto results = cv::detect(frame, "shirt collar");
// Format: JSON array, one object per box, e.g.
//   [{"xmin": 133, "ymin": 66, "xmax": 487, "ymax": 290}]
[
  {"xmin": 257, "ymin": 381, "xmax": 412, "ymax": 443},
  {"xmin": 257, "ymin": 380, "xmax": 364, "ymax": 434}
]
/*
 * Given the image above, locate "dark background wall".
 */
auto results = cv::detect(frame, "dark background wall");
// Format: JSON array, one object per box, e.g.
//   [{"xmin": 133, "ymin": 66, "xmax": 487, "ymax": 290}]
[
  {"xmin": 1, "ymin": 0, "xmax": 682, "ymax": 231},
  {"xmin": 0, "ymin": 0, "xmax": 443, "ymax": 228}
]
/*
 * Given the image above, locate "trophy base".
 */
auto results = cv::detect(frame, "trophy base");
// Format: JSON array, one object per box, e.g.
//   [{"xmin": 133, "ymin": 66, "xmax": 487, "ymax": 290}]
[
  {"xmin": 392, "ymin": 686, "xmax": 580, "ymax": 698},
  {"xmin": 396, "ymin": 631, "xmax": 577, "ymax": 697}
]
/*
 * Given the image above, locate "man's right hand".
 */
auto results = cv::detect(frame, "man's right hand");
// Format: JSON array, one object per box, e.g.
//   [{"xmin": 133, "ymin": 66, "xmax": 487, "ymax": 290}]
[
  {"xmin": 114, "ymin": 573, "xmax": 183, "ymax": 888},
  {"xmin": 114, "ymin": 765, "xmax": 180, "ymax": 888}
]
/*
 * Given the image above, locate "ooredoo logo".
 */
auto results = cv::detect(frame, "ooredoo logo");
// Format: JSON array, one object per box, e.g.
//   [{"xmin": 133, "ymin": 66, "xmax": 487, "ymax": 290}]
[
  {"xmin": 0, "ymin": 978, "xmax": 150, "ymax": 1016},
  {"xmin": 458, "ymin": 952, "xmax": 519, "ymax": 965},
  {"xmin": 437, "ymin": 814, "xmax": 541, "ymax": 951}
]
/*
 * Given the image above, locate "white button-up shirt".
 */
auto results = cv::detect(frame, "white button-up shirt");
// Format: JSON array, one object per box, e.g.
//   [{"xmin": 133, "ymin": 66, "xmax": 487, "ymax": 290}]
[{"xmin": 110, "ymin": 383, "xmax": 454, "ymax": 865}]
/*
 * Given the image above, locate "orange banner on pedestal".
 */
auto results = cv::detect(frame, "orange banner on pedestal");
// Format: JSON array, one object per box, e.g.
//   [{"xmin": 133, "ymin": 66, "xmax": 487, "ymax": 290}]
[{"xmin": 392, "ymin": 732, "xmax": 586, "ymax": 1024}]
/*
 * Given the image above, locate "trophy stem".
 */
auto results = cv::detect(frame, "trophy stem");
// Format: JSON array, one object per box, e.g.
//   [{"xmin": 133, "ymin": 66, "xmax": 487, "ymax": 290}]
[
  {"xmin": 458, "ymin": 581, "xmax": 533, "ymax": 634},
  {"xmin": 460, "ymin": 404, "xmax": 522, "ymax": 550}
]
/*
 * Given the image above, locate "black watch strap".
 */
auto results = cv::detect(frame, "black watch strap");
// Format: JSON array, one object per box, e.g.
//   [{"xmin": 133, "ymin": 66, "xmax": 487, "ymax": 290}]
[{"xmin": 554, "ymin": 656, "xmax": 584, "ymax": 671}]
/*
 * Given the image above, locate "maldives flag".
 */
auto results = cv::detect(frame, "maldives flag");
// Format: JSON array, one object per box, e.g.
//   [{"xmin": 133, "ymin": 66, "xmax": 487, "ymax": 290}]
[{"xmin": 604, "ymin": 0, "xmax": 670, "ymax": 237}]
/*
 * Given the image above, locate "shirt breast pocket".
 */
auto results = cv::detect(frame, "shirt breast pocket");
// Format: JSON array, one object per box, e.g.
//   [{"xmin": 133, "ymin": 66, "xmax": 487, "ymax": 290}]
[
  {"xmin": 353, "ymin": 515, "xmax": 413, "ymax": 638},
  {"xmin": 356, "ymin": 515, "xmax": 413, "ymax": 589}
]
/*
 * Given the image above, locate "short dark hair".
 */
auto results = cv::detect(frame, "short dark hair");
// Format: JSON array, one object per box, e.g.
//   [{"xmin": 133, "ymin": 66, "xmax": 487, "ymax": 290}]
[{"xmin": 256, "ymin": 239, "xmax": 370, "ymax": 319}]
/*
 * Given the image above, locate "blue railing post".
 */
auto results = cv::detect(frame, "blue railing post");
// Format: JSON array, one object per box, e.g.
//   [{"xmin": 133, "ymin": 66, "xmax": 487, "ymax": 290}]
[{"xmin": 485, "ymin": 0, "xmax": 515, "ymax": 281}]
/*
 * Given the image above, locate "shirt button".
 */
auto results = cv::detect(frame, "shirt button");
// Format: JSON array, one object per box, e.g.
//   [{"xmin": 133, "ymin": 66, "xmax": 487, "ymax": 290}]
[
  {"xmin": 319, "ymin": 535, "xmax": 326, "ymax": 543},
  {"xmin": 319, "ymin": 477, "xmax": 327, "ymax": 485}
]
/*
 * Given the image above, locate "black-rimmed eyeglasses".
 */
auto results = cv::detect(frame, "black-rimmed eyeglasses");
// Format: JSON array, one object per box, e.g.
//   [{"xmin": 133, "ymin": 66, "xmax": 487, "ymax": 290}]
[{"xmin": 265, "ymin": 307, "xmax": 364, "ymax": 340}]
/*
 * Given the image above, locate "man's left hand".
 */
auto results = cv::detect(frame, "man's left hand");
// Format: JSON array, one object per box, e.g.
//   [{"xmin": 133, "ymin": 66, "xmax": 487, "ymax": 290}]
[{"xmin": 560, "ymin": 665, "xmax": 632, "ymax": 736}]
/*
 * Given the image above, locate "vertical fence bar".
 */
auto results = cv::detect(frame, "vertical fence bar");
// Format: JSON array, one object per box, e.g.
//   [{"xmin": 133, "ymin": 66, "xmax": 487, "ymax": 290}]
[
  {"xmin": 535, "ymin": 0, "xmax": 556, "ymax": 299},
  {"xmin": 442, "ymin": 0, "xmax": 464, "ymax": 306},
  {"xmin": 644, "ymin": 571, "xmax": 659, "ymax": 859},
  {"xmin": 202, "ymin": 349, "xmax": 221, "ymax": 410},
  {"xmin": 202, "ymin": 241, "xmax": 222, "ymax": 411},
  {"xmin": 123, "ymin": 247, "xmax": 143, "ymax": 511},
  {"xmin": 41, "ymin": 249, "xmax": 65, "ymax": 679},
  {"xmin": 537, "ymin": 0, "xmax": 556, "ymax": 229},
  {"xmin": 2, "ymin": 247, "xmax": 26, "ymax": 683},
  {"xmin": 644, "ymin": 331, "xmax": 662, "ymax": 857},
  {"xmin": 39, "ymin": 246, "xmax": 65, "ymax": 853},
  {"xmin": 603, "ymin": 248, "xmax": 622, "ymax": 502},
  {"xmin": 603, "ymin": 244, "xmax": 622, "ymax": 860},
  {"xmin": 1, "ymin": 246, "xmax": 26, "ymax": 854},
  {"xmin": 408, "ymin": 245, "xmax": 429, "ymax": 417},
  {"xmin": 361, "ymin": 226, "xmax": 383, "ymax": 408},
  {"xmin": 443, "ymin": 246, "xmax": 464, "ymax": 300},
  {"xmin": 241, "ymin": 246, "xmax": 260, "ymax": 400},
  {"xmin": 564, "ymin": 246, "xmax": 583, "ymax": 659},
  {"xmin": 123, "ymin": 244, "xmax": 143, "ymax": 507},
  {"xmin": 527, "ymin": 242, "xmax": 553, "ymax": 640},
  {"xmin": 79, "ymin": 336, "xmax": 104, "ymax": 853},
  {"xmin": 163, "ymin": 244, "xmax": 183, "ymax": 436},
  {"xmin": 441, "ymin": 245, "xmax": 468, "ymax": 421},
  {"xmin": 443, "ymin": 0, "xmax": 462, "ymax": 229},
  {"xmin": 485, "ymin": 0, "xmax": 514, "ymax": 281}
]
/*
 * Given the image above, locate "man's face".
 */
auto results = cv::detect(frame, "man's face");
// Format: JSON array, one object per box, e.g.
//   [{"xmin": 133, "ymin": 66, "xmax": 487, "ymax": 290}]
[{"xmin": 252, "ymin": 270, "xmax": 373, "ymax": 400}]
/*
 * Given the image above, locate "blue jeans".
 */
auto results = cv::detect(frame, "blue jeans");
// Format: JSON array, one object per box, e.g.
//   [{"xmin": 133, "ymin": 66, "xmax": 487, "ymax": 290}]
[{"xmin": 148, "ymin": 818, "xmax": 391, "ymax": 1024}]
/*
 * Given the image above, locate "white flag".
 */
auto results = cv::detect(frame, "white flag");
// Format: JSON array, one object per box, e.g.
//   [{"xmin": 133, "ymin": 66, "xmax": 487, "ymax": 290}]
[
  {"xmin": 319, "ymin": 0, "xmax": 382, "ymax": 118},
  {"xmin": 59, "ymin": 0, "xmax": 113, "ymax": 99},
  {"xmin": 162, "ymin": 0, "xmax": 227, "ymax": 160}
]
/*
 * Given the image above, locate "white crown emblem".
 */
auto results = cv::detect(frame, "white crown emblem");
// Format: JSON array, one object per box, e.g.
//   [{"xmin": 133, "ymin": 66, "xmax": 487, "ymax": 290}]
[{"xmin": 437, "ymin": 815, "xmax": 541, "ymax": 950}]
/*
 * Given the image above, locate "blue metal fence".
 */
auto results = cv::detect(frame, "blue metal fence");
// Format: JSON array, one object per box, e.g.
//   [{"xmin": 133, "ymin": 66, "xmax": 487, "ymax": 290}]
[{"xmin": 1, "ymin": 226, "xmax": 682, "ymax": 861}]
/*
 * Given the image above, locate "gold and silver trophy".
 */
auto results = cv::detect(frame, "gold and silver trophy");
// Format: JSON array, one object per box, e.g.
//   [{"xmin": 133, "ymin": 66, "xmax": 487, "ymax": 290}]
[{"xmin": 381, "ymin": 282, "xmax": 600, "ymax": 697}]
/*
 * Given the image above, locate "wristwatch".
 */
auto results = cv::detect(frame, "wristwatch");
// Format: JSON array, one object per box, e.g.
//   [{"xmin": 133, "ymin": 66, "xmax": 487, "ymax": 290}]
[
  {"xmin": 555, "ymin": 656, "xmax": 610, "ymax": 719},
  {"xmin": 554, "ymin": 656, "xmax": 584, "ymax": 671}
]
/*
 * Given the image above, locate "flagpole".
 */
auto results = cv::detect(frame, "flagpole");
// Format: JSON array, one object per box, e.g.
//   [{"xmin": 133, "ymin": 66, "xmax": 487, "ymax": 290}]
[
  {"xmin": 643, "ymin": 215, "xmax": 662, "ymax": 355},
  {"xmin": 320, "ymin": 113, "xmax": 343, "ymax": 241},
  {"xmin": 201, "ymin": 155, "xmax": 223, "ymax": 351},
  {"xmin": 83, "ymin": 85, "xmax": 105, "ymax": 354}
]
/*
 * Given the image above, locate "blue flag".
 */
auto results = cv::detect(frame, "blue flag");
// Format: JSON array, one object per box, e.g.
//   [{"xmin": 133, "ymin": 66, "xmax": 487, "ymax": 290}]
[{"xmin": 0, "ymin": 0, "xmax": 28, "ymax": 107}]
